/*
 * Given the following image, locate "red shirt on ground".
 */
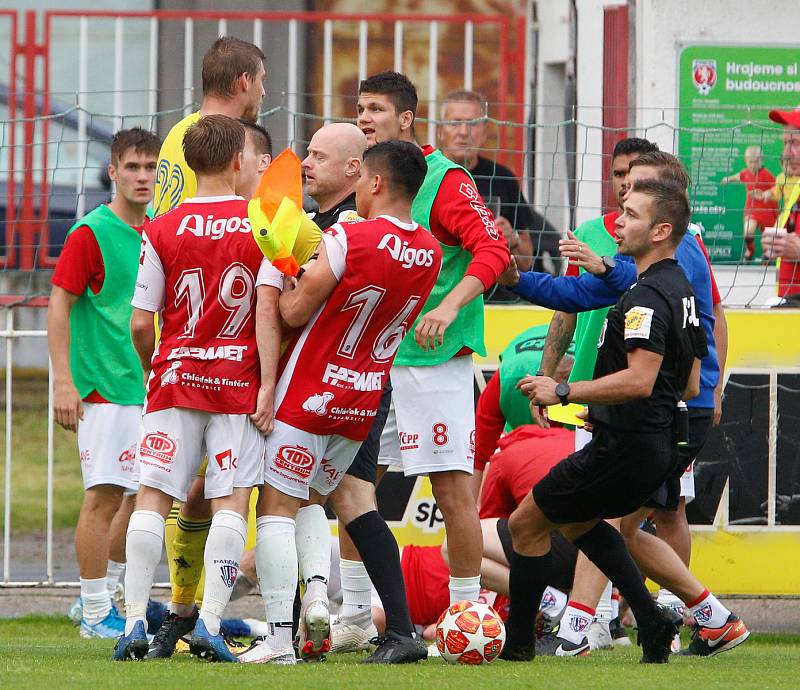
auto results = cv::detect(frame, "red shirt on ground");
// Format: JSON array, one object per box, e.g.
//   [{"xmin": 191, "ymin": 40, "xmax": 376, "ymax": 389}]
[
  {"xmin": 474, "ymin": 370, "xmax": 505, "ymax": 471},
  {"xmin": 479, "ymin": 425, "xmax": 574, "ymax": 520}
]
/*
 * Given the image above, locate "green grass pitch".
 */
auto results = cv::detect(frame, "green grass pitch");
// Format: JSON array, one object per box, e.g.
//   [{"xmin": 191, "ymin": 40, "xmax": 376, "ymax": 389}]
[{"xmin": 2, "ymin": 616, "xmax": 799, "ymax": 690}]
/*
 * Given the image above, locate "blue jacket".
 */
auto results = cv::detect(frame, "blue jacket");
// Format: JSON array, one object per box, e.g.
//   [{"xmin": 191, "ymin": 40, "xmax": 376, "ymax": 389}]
[{"xmin": 511, "ymin": 232, "xmax": 719, "ymax": 409}]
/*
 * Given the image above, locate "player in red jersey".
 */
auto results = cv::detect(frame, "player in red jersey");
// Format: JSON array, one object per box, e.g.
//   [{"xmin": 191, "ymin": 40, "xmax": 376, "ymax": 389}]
[
  {"xmin": 114, "ymin": 116, "xmax": 284, "ymax": 662},
  {"xmin": 721, "ymin": 145, "xmax": 778, "ymax": 260},
  {"xmin": 238, "ymin": 141, "xmax": 441, "ymax": 665}
]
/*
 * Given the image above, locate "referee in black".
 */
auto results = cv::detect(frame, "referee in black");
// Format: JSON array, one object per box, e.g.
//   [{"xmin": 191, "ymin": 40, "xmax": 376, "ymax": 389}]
[{"xmin": 500, "ymin": 178, "xmax": 707, "ymax": 664}]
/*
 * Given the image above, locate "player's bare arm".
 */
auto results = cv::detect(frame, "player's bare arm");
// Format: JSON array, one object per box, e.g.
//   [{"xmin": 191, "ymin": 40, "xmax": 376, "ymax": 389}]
[
  {"xmin": 414, "ymin": 274, "xmax": 484, "ymax": 351},
  {"xmin": 130, "ymin": 308, "xmax": 157, "ymax": 378},
  {"xmin": 684, "ymin": 357, "xmax": 702, "ymax": 401},
  {"xmin": 279, "ymin": 239, "xmax": 339, "ymax": 328},
  {"xmin": 540, "ymin": 311, "xmax": 577, "ymax": 378},
  {"xmin": 47, "ymin": 285, "xmax": 83, "ymax": 432},
  {"xmin": 251, "ymin": 284, "xmax": 282, "ymax": 435},
  {"xmin": 520, "ymin": 347, "xmax": 663, "ymax": 406}
]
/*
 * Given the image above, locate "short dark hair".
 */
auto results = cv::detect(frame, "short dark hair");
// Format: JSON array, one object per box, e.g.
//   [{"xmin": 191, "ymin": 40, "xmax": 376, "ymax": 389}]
[
  {"xmin": 631, "ymin": 178, "xmax": 690, "ymax": 246},
  {"xmin": 612, "ymin": 137, "xmax": 659, "ymax": 160},
  {"xmin": 202, "ymin": 37, "xmax": 265, "ymax": 99},
  {"xmin": 183, "ymin": 115, "xmax": 245, "ymax": 175},
  {"xmin": 240, "ymin": 120, "xmax": 272, "ymax": 157},
  {"xmin": 359, "ymin": 71, "xmax": 418, "ymax": 118},
  {"xmin": 110, "ymin": 127, "xmax": 161, "ymax": 166},
  {"xmin": 363, "ymin": 141, "xmax": 426, "ymax": 200},
  {"xmin": 629, "ymin": 151, "xmax": 690, "ymax": 191}
]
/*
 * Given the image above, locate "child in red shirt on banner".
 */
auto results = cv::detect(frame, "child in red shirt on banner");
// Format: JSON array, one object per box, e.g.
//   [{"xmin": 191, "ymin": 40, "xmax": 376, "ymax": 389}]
[{"xmin": 721, "ymin": 145, "xmax": 778, "ymax": 260}]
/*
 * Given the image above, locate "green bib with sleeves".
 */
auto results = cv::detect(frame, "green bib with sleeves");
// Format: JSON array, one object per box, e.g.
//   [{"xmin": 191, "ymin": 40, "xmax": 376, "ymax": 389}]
[
  {"xmin": 395, "ymin": 149, "xmax": 486, "ymax": 367},
  {"xmin": 499, "ymin": 324, "xmax": 576, "ymax": 431},
  {"xmin": 568, "ymin": 214, "xmax": 618, "ymax": 384},
  {"xmin": 66, "ymin": 204, "xmax": 146, "ymax": 404}
]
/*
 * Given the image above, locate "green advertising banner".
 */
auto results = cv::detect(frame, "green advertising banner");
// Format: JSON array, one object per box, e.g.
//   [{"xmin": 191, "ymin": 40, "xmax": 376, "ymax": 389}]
[{"xmin": 678, "ymin": 45, "xmax": 799, "ymax": 262}]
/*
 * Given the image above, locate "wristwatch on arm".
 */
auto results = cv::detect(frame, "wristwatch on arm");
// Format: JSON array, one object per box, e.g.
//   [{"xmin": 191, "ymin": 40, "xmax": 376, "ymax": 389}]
[
  {"xmin": 555, "ymin": 382, "xmax": 570, "ymax": 406},
  {"xmin": 600, "ymin": 255, "xmax": 616, "ymax": 277}
]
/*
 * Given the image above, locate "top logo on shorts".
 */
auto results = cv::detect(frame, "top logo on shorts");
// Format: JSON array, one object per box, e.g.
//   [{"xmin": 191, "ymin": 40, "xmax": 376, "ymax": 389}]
[
  {"xmin": 302, "ymin": 392, "xmax": 334, "ymax": 416},
  {"xmin": 275, "ymin": 445, "xmax": 315, "ymax": 478},
  {"xmin": 692, "ymin": 59, "xmax": 717, "ymax": 95},
  {"xmin": 140, "ymin": 431, "xmax": 177, "ymax": 465}
]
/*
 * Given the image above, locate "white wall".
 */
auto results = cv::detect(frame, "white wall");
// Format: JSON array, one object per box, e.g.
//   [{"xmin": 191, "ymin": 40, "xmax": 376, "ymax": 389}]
[{"xmin": 634, "ymin": 0, "xmax": 800, "ymax": 151}]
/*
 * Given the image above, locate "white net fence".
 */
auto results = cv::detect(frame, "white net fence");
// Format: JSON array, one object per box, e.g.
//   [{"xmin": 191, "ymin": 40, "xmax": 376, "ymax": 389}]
[{"xmin": 0, "ymin": 94, "xmax": 794, "ymax": 307}]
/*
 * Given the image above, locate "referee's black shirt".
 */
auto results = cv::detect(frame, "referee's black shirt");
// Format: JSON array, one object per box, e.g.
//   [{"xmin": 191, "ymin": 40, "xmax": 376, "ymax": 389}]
[
  {"xmin": 308, "ymin": 192, "xmax": 359, "ymax": 231},
  {"xmin": 589, "ymin": 258, "xmax": 708, "ymax": 433}
]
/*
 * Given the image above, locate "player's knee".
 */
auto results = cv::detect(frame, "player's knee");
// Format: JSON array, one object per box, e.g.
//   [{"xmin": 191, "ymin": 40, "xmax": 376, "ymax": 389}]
[
  {"xmin": 430, "ymin": 474, "xmax": 473, "ymax": 517},
  {"xmin": 81, "ymin": 485, "xmax": 122, "ymax": 517}
]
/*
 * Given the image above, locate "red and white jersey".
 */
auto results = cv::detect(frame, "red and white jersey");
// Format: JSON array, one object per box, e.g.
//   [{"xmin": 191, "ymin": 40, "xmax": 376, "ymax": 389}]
[
  {"xmin": 132, "ymin": 195, "xmax": 283, "ymax": 415},
  {"xmin": 275, "ymin": 215, "xmax": 442, "ymax": 441}
]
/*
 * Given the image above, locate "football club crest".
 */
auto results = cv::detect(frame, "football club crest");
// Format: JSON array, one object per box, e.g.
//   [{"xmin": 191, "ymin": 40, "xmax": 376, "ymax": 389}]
[
  {"xmin": 569, "ymin": 614, "xmax": 590, "ymax": 633},
  {"xmin": 692, "ymin": 59, "xmax": 717, "ymax": 95},
  {"xmin": 694, "ymin": 603, "xmax": 713, "ymax": 624},
  {"xmin": 219, "ymin": 563, "xmax": 238, "ymax": 588}
]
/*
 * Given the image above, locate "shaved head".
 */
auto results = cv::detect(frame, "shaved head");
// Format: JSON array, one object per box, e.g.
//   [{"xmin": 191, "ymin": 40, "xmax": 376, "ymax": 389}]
[{"xmin": 302, "ymin": 123, "xmax": 368, "ymax": 211}]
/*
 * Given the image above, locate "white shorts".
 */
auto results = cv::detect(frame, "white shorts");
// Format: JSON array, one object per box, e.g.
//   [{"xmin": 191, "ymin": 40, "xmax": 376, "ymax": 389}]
[
  {"xmin": 134, "ymin": 408, "xmax": 264, "ymax": 502},
  {"xmin": 263, "ymin": 420, "xmax": 361, "ymax": 500},
  {"xmin": 574, "ymin": 426, "xmax": 592, "ymax": 452},
  {"xmin": 78, "ymin": 403, "xmax": 141, "ymax": 492},
  {"xmin": 378, "ymin": 357, "xmax": 475, "ymax": 477},
  {"xmin": 680, "ymin": 461, "xmax": 695, "ymax": 503}
]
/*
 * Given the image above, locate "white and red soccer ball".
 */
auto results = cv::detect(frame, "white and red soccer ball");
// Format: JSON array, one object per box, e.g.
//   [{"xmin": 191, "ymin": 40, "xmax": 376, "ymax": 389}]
[{"xmin": 435, "ymin": 600, "xmax": 506, "ymax": 665}]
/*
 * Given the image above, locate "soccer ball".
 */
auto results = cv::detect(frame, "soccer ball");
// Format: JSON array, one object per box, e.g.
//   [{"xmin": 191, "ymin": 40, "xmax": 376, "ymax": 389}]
[{"xmin": 435, "ymin": 600, "xmax": 506, "ymax": 665}]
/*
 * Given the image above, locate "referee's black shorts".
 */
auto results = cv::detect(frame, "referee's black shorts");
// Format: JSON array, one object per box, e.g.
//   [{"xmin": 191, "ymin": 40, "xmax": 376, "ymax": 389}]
[
  {"xmin": 644, "ymin": 408, "xmax": 714, "ymax": 511},
  {"xmin": 532, "ymin": 425, "xmax": 676, "ymax": 524},
  {"xmin": 344, "ymin": 379, "xmax": 392, "ymax": 484}
]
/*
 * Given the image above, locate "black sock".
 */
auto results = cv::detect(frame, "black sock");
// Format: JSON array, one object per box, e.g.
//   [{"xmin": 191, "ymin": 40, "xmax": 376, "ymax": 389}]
[
  {"xmin": 345, "ymin": 510, "xmax": 414, "ymax": 637},
  {"xmin": 572, "ymin": 521, "xmax": 656, "ymax": 627},
  {"xmin": 291, "ymin": 583, "xmax": 301, "ymax": 638},
  {"xmin": 506, "ymin": 549, "xmax": 552, "ymax": 646}
]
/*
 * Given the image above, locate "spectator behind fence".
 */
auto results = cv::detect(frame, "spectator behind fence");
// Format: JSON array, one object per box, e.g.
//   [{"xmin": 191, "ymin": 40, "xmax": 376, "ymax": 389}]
[
  {"xmin": 439, "ymin": 89, "xmax": 560, "ymax": 301},
  {"xmin": 758, "ymin": 107, "xmax": 800, "ymax": 302}
]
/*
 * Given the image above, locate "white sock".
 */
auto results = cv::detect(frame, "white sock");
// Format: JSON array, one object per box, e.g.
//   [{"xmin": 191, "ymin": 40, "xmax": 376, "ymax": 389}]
[
  {"xmin": 340, "ymin": 558, "xmax": 373, "ymax": 618},
  {"xmin": 657, "ymin": 588, "xmax": 686, "ymax": 617},
  {"xmin": 688, "ymin": 590, "xmax": 731, "ymax": 628},
  {"xmin": 255, "ymin": 515, "xmax": 297, "ymax": 625},
  {"xmin": 538, "ymin": 586, "xmax": 568, "ymax": 622},
  {"xmin": 557, "ymin": 601, "xmax": 595, "ymax": 644},
  {"xmin": 80, "ymin": 577, "xmax": 111, "ymax": 624},
  {"xmin": 106, "ymin": 560, "xmax": 125, "ymax": 600},
  {"xmin": 123, "ymin": 510, "xmax": 165, "ymax": 635},
  {"xmin": 295, "ymin": 504, "xmax": 330, "ymax": 600},
  {"xmin": 199, "ymin": 510, "xmax": 247, "ymax": 637},
  {"xmin": 611, "ymin": 591, "xmax": 620, "ymax": 620},
  {"xmin": 449, "ymin": 575, "xmax": 481, "ymax": 605},
  {"xmin": 595, "ymin": 581, "xmax": 614, "ymax": 624}
]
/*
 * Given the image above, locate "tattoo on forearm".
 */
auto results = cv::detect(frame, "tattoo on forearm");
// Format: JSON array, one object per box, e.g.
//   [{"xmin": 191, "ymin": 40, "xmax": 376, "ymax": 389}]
[{"xmin": 541, "ymin": 311, "xmax": 576, "ymax": 376}]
